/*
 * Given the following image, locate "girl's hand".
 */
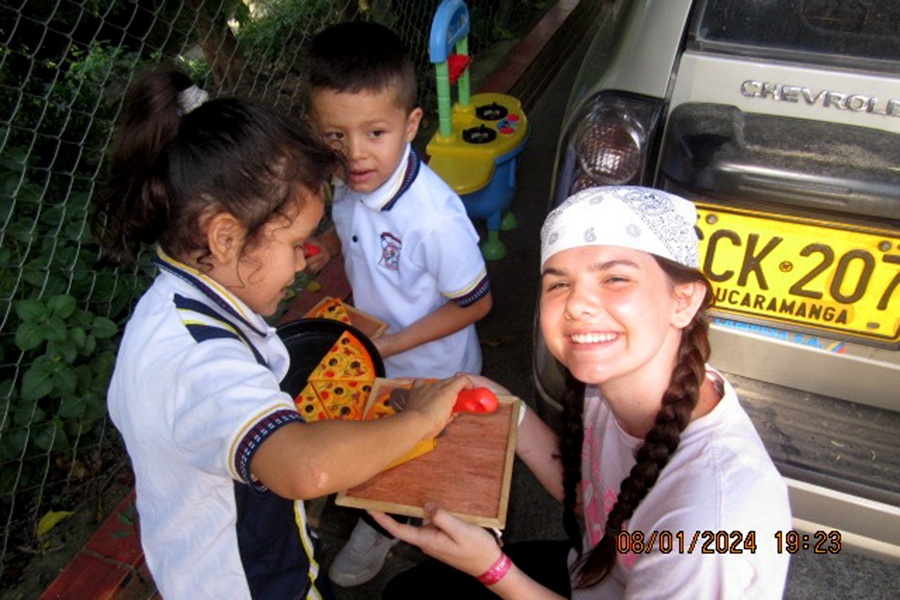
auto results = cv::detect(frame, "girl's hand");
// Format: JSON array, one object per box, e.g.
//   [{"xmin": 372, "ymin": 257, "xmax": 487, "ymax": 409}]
[
  {"xmin": 404, "ymin": 376, "xmax": 469, "ymax": 439},
  {"xmin": 369, "ymin": 505, "xmax": 501, "ymax": 577}
]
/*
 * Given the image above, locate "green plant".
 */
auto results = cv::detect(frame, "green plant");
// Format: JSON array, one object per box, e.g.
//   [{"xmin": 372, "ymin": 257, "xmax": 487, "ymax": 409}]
[
  {"xmin": 0, "ymin": 140, "xmax": 154, "ymax": 491},
  {"xmin": 235, "ymin": 0, "xmax": 338, "ymax": 73},
  {"xmin": 175, "ymin": 54, "xmax": 214, "ymax": 86},
  {"xmin": 1, "ymin": 296, "xmax": 118, "ymax": 487},
  {"xmin": 0, "ymin": 38, "xmax": 153, "ymax": 514}
]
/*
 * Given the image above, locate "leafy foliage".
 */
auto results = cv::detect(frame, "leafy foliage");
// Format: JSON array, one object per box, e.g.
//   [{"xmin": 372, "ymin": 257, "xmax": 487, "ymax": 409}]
[
  {"xmin": 236, "ymin": 0, "xmax": 338, "ymax": 73},
  {"xmin": 0, "ymin": 37, "xmax": 151, "ymax": 531}
]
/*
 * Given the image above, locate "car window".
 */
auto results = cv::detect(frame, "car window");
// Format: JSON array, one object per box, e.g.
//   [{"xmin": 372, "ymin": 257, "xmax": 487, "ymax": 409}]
[{"xmin": 691, "ymin": 0, "xmax": 900, "ymax": 70}]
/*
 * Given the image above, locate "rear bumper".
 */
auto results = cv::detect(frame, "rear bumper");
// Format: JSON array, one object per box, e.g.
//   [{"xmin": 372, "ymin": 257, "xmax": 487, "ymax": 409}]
[{"xmin": 787, "ymin": 477, "xmax": 900, "ymax": 562}]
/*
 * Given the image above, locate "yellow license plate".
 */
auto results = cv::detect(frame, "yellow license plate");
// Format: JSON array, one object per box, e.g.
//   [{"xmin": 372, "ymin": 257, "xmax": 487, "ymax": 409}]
[{"xmin": 696, "ymin": 204, "xmax": 900, "ymax": 347}]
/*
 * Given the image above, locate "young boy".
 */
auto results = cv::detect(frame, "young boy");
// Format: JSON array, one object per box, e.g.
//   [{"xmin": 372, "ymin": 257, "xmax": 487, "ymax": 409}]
[{"xmin": 304, "ymin": 21, "xmax": 493, "ymax": 587}]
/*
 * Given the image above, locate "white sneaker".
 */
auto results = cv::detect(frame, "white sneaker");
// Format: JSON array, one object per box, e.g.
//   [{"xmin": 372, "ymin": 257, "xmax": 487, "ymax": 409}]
[{"xmin": 328, "ymin": 519, "xmax": 398, "ymax": 587}]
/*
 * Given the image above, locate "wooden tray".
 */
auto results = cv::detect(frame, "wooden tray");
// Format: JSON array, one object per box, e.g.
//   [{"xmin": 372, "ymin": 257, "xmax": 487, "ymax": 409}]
[
  {"xmin": 345, "ymin": 304, "xmax": 388, "ymax": 340},
  {"xmin": 336, "ymin": 378, "xmax": 520, "ymax": 529},
  {"xmin": 304, "ymin": 296, "xmax": 388, "ymax": 340}
]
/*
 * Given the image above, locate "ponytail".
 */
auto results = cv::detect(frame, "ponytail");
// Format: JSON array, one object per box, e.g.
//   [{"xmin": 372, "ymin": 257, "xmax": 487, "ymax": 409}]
[
  {"xmin": 94, "ymin": 65, "xmax": 194, "ymax": 263},
  {"xmin": 562, "ymin": 257, "xmax": 714, "ymax": 588},
  {"xmin": 93, "ymin": 64, "xmax": 341, "ymax": 266}
]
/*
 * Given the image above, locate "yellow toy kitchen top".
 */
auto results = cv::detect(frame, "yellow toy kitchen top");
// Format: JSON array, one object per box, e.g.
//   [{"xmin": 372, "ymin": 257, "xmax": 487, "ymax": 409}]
[{"xmin": 427, "ymin": 92, "xmax": 529, "ymax": 195}]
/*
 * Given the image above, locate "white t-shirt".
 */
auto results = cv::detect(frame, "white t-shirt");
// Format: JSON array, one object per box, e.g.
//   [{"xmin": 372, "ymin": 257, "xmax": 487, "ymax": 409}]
[
  {"xmin": 331, "ymin": 145, "xmax": 489, "ymax": 378},
  {"xmin": 571, "ymin": 372, "xmax": 791, "ymax": 600},
  {"xmin": 108, "ymin": 250, "xmax": 325, "ymax": 600}
]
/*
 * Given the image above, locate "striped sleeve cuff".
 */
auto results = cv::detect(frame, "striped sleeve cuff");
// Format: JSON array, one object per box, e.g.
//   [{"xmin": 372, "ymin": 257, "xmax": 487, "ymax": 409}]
[
  {"xmin": 233, "ymin": 408, "xmax": 304, "ymax": 491},
  {"xmin": 449, "ymin": 272, "xmax": 491, "ymax": 308}
]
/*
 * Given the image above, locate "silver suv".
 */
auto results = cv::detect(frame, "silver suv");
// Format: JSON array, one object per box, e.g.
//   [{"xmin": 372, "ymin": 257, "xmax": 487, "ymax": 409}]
[{"xmin": 534, "ymin": 0, "xmax": 900, "ymax": 560}]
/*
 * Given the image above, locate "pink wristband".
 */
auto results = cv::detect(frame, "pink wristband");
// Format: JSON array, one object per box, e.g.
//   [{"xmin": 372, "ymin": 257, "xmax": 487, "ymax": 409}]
[{"xmin": 475, "ymin": 552, "xmax": 512, "ymax": 586}]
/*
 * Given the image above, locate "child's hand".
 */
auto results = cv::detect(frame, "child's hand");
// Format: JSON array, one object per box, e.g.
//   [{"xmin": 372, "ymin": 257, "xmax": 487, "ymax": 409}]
[
  {"xmin": 404, "ymin": 376, "xmax": 470, "ymax": 439},
  {"xmin": 369, "ymin": 505, "xmax": 501, "ymax": 577}
]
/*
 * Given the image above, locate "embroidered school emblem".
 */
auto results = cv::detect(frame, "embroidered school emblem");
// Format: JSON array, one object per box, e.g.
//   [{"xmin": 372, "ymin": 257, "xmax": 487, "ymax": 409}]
[{"xmin": 378, "ymin": 232, "xmax": 401, "ymax": 271}]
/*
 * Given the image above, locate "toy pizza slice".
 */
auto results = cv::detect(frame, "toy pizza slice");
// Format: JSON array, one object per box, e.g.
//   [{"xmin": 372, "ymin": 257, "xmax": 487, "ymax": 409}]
[
  {"xmin": 294, "ymin": 383, "xmax": 329, "ymax": 423},
  {"xmin": 312, "ymin": 380, "xmax": 366, "ymax": 420},
  {"xmin": 308, "ymin": 332, "xmax": 376, "ymax": 381},
  {"xmin": 334, "ymin": 331, "xmax": 376, "ymax": 372},
  {"xmin": 359, "ymin": 385, "xmax": 436, "ymax": 469},
  {"xmin": 363, "ymin": 387, "xmax": 397, "ymax": 420},
  {"xmin": 384, "ymin": 439, "xmax": 437, "ymax": 471},
  {"xmin": 306, "ymin": 296, "xmax": 352, "ymax": 324}
]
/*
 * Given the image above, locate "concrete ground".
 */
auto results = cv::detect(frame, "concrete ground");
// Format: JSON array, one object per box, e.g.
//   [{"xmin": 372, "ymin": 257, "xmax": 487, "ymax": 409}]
[{"xmin": 314, "ymin": 15, "xmax": 899, "ymax": 600}]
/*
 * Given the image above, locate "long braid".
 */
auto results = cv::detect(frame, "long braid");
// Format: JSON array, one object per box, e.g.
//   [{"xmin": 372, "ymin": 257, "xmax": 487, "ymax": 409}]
[
  {"xmin": 572, "ymin": 258, "xmax": 713, "ymax": 588},
  {"xmin": 560, "ymin": 370, "xmax": 586, "ymax": 550}
]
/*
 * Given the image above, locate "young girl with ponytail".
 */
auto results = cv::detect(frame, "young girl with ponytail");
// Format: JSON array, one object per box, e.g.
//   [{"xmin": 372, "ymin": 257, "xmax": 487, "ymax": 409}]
[
  {"xmin": 93, "ymin": 64, "xmax": 467, "ymax": 600},
  {"xmin": 372, "ymin": 186, "xmax": 792, "ymax": 599}
]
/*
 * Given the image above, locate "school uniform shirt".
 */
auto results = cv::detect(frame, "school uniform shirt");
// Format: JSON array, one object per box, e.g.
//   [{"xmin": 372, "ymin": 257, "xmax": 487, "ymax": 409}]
[
  {"xmin": 331, "ymin": 144, "xmax": 489, "ymax": 379},
  {"xmin": 107, "ymin": 249, "xmax": 328, "ymax": 600},
  {"xmin": 571, "ymin": 370, "xmax": 791, "ymax": 600}
]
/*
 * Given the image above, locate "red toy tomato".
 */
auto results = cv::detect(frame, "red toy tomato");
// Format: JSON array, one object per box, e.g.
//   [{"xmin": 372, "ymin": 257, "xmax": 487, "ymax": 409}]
[{"xmin": 453, "ymin": 388, "xmax": 499, "ymax": 414}]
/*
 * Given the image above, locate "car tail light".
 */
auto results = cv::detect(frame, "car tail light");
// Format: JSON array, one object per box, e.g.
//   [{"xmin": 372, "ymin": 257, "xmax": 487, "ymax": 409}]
[{"xmin": 552, "ymin": 92, "xmax": 664, "ymax": 207}]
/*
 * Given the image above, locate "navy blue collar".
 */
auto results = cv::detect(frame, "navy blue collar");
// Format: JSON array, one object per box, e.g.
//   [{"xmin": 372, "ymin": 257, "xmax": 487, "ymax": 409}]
[
  {"xmin": 338, "ymin": 145, "xmax": 422, "ymax": 212},
  {"xmin": 380, "ymin": 147, "xmax": 421, "ymax": 212},
  {"xmin": 153, "ymin": 248, "xmax": 269, "ymax": 338}
]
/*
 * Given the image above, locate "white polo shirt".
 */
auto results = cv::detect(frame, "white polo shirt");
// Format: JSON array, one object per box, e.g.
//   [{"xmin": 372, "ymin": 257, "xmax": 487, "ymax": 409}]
[
  {"xmin": 107, "ymin": 250, "xmax": 326, "ymax": 600},
  {"xmin": 332, "ymin": 145, "xmax": 489, "ymax": 378}
]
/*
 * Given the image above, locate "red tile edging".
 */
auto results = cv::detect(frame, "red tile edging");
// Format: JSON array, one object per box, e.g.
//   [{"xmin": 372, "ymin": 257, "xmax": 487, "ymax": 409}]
[
  {"xmin": 38, "ymin": 553, "xmax": 135, "ymax": 600},
  {"xmin": 38, "ymin": 490, "xmax": 153, "ymax": 600},
  {"xmin": 83, "ymin": 490, "xmax": 144, "ymax": 567},
  {"xmin": 478, "ymin": 0, "xmax": 586, "ymax": 95}
]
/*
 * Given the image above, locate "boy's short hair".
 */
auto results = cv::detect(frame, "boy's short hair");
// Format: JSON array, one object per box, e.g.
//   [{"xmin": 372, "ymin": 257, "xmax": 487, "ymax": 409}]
[{"xmin": 305, "ymin": 21, "xmax": 417, "ymax": 112}]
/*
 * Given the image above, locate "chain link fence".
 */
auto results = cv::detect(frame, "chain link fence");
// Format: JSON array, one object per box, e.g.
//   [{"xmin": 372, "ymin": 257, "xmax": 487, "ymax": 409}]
[{"xmin": 0, "ymin": 0, "xmax": 550, "ymax": 587}]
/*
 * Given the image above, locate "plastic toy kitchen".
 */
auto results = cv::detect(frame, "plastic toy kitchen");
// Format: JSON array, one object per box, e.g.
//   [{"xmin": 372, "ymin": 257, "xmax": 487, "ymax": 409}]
[{"xmin": 426, "ymin": 0, "xmax": 529, "ymax": 260}]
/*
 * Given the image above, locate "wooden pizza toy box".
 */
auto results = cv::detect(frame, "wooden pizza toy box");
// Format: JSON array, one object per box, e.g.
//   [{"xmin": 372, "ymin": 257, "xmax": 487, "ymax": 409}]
[
  {"xmin": 337, "ymin": 378, "xmax": 522, "ymax": 529},
  {"xmin": 303, "ymin": 296, "xmax": 388, "ymax": 340}
]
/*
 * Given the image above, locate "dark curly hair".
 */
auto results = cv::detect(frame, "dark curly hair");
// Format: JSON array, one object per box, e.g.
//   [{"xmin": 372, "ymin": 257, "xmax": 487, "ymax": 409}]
[
  {"xmin": 93, "ymin": 64, "xmax": 342, "ymax": 266},
  {"xmin": 559, "ymin": 255, "xmax": 715, "ymax": 589}
]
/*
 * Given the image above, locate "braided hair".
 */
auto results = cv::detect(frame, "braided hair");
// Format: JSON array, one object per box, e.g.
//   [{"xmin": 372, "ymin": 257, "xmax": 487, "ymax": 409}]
[{"xmin": 560, "ymin": 255, "xmax": 714, "ymax": 589}]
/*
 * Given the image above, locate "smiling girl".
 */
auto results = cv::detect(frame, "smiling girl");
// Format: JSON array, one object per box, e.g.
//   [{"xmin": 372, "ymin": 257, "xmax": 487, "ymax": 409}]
[{"xmin": 371, "ymin": 186, "xmax": 792, "ymax": 599}]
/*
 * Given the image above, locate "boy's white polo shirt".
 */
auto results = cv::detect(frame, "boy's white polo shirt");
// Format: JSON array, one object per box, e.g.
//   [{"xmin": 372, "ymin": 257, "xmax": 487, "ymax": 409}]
[
  {"xmin": 332, "ymin": 145, "xmax": 489, "ymax": 378},
  {"xmin": 107, "ymin": 250, "xmax": 325, "ymax": 600}
]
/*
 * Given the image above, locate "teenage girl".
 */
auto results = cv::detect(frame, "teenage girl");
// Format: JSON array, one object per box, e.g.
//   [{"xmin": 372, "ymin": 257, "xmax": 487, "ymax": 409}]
[
  {"xmin": 371, "ymin": 186, "xmax": 792, "ymax": 599},
  {"xmin": 92, "ymin": 64, "xmax": 466, "ymax": 600}
]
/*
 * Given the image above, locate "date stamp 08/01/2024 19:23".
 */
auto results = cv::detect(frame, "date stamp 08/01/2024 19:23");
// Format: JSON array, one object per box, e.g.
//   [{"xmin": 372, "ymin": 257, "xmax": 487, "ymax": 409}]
[{"xmin": 615, "ymin": 530, "xmax": 843, "ymax": 556}]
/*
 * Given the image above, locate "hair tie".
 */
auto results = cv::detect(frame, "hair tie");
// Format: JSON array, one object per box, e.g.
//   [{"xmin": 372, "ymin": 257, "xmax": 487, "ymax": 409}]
[
  {"xmin": 178, "ymin": 85, "xmax": 209, "ymax": 115},
  {"xmin": 475, "ymin": 552, "xmax": 512, "ymax": 586}
]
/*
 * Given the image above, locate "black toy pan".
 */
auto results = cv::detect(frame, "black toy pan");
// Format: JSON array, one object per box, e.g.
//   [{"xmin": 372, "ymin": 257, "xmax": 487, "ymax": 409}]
[{"xmin": 277, "ymin": 318, "xmax": 385, "ymax": 398}]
